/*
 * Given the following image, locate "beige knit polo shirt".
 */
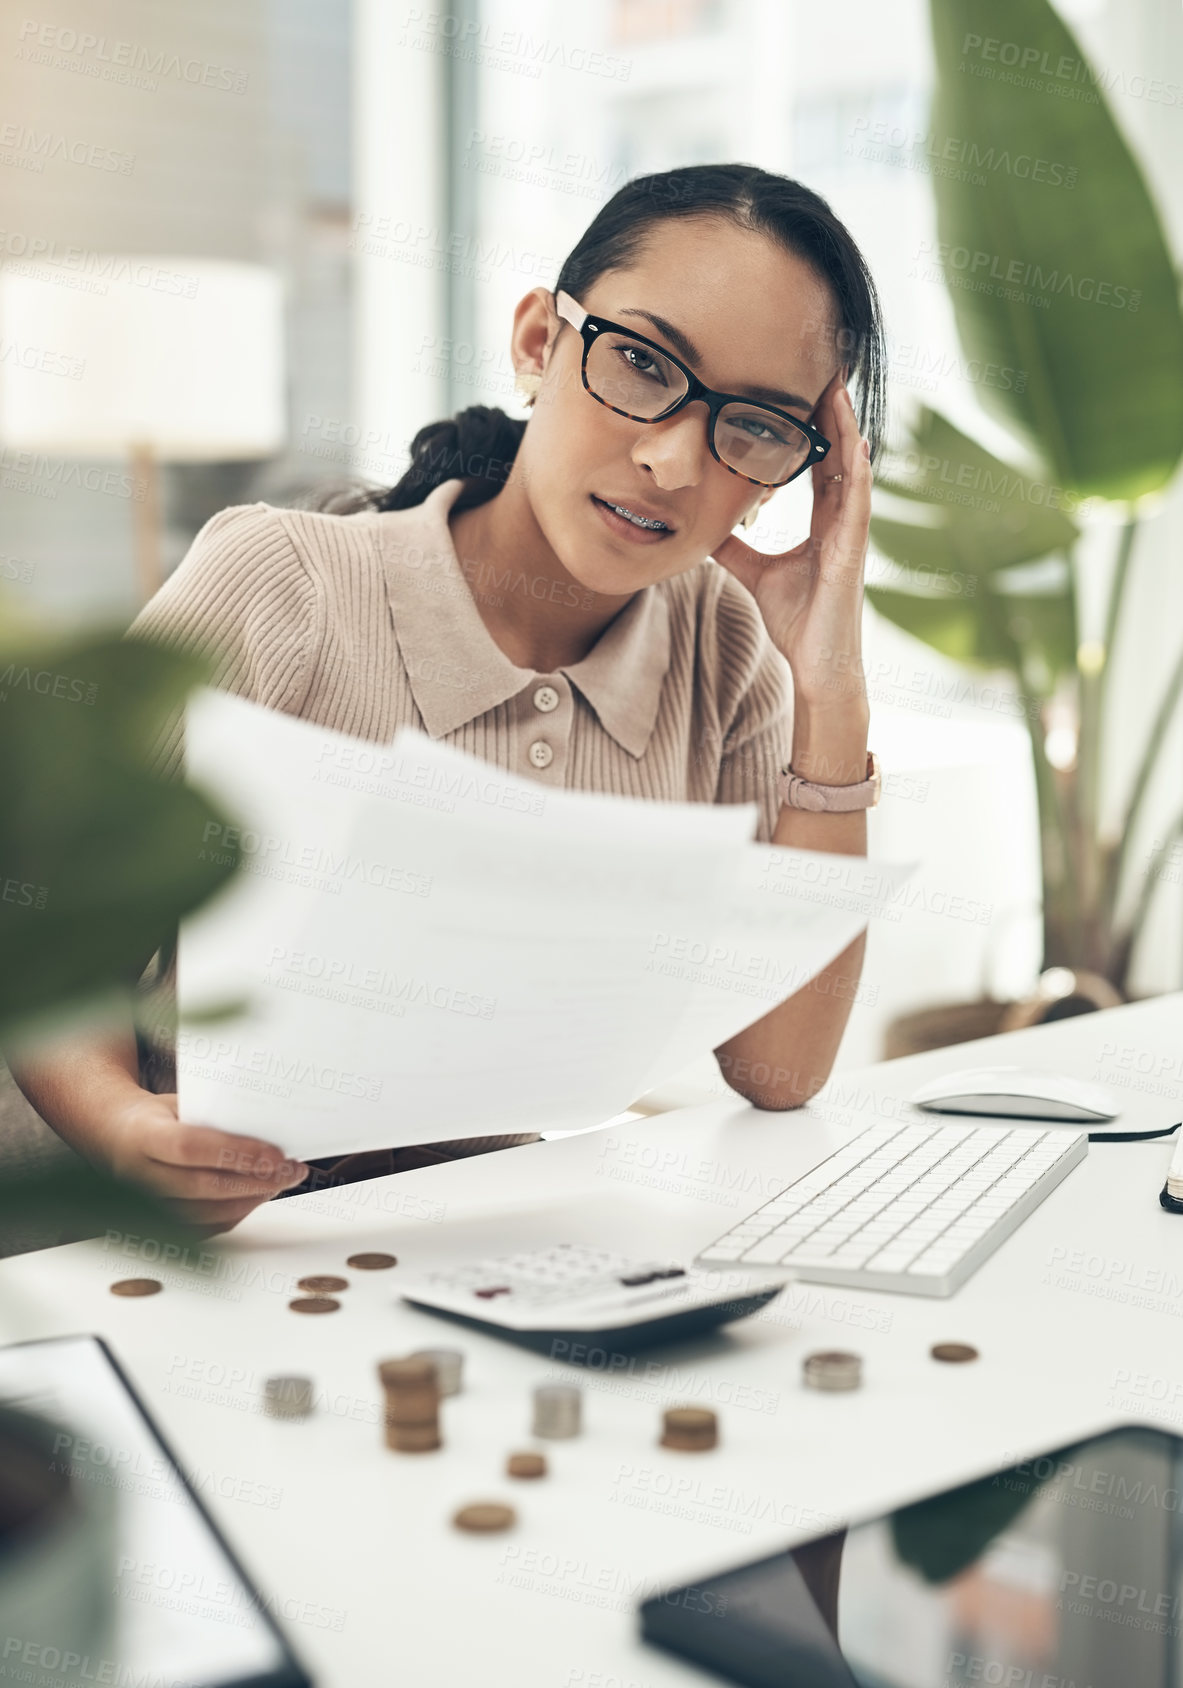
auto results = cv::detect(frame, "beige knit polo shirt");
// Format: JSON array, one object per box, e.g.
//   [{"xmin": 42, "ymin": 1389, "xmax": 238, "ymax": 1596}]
[{"xmin": 128, "ymin": 474, "xmax": 794, "ymax": 1158}]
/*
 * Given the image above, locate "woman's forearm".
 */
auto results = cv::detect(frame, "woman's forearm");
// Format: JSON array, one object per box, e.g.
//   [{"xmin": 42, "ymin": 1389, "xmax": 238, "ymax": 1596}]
[
  {"xmin": 714, "ymin": 701, "xmax": 870, "ymax": 1110},
  {"xmin": 7, "ymin": 1028, "xmax": 145, "ymax": 1163}
]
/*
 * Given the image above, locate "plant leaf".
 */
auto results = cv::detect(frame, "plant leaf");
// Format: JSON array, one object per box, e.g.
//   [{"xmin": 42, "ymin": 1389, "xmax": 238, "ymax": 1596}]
[
  {"xmin": 927, "ymin": 0, "xmax": 1183, "ymax": 499},
  {"xmin": 0, "ymin": 1159, "xmax": 203, "ymax": 1251},
  {"xmin": 872, "ymin": 407, "xmax": 1080, "ymax": 575},
  {"xmin": 0, "ymin": 628, "xmax": 240, "ymax": 1041},
  {"xmin": 866, "ymin": 584, "xmax": 1015, "ymax": 671}
]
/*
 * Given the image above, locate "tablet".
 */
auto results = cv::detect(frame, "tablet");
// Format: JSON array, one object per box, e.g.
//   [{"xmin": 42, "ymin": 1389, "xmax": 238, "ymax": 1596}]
[
  {"xmin": 0, "ymin": 1334, "xmax": 311, "ymax": 1688},
  {"xmin": 640, "ymin": 1422, "xmax": 1183, "ymax": 1688}
]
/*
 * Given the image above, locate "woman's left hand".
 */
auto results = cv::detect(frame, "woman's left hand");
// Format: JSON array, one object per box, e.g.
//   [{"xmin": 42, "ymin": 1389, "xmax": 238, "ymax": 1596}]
[{"xmin": 712, "ymin": 369, "xmax": 871, "ymax": 712}]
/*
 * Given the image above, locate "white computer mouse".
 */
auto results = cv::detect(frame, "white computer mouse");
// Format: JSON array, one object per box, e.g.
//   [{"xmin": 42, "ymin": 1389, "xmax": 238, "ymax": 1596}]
[{"xmin": 908, "ymin": 1065, "xmax": 1119, "ymax": 1123}]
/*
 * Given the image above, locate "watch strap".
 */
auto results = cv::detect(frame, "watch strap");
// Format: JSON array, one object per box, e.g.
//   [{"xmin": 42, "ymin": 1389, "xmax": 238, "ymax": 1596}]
[{"xmin": 777, "ymin": 751, "xmax": 881, "ymax": 813}]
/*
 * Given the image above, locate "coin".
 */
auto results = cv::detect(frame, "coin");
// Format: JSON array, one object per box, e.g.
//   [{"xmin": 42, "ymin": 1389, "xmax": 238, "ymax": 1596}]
[
  {"xmin": 377, "ymin": 1356, "xmax": 437, "ymax": 1391},
  {"xmin": 109, "ymin": 1278, "xmax": 162, "ymax": 1297},
  {"xmin": 453, "ymin": 1503, "xmax": 515, "ymax": 1533},
  {"xmin": 409, "ymin": 1347, "xmax": 463, "ymax": 1396},
  {"xmin": 346, "ymin": 1252, "xmax": 397, "ymax": 1270},
  {"xmin": 264, "ymin": 1376, "xmax": 314, "ymax": 1419},
  {"xmin": 660, "ymin": 1406, "xmax": 718, "ymax": 1451},
  {"xmin": 931, "ymin": 1342, "xmax": 979, "ymax": 1364},
  {"xmin": 377, "ymin": 1355, "xmax": 440, "ymax": 1450},
  {"xmin": 506, "ymin": 1451, "xmax": 547, "ymax": 1479},
  {"xmin": 387, "ymin": 1422, "xmax": 440, "ymax": 1453},
  {"xmin": 802, "ymin": 1350, "xmax": 862, "ymax": 1392},
  {"xmin": 532, "ymin": 1383, "xmax": 581, "ymax": 1439},
  {"xmin": 297, "ymin": 1275, "xmax": 348, "ymax": 1294},
  {"xmin": 288, "ymin": 1296, "xmax": 340, "ymax": 1315}
]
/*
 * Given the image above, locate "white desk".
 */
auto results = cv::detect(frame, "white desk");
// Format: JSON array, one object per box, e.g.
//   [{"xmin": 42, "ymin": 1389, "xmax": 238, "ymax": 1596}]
[{"xmin": 3, "ymin": 995, "xmax": 1182, "ymax": 1687}]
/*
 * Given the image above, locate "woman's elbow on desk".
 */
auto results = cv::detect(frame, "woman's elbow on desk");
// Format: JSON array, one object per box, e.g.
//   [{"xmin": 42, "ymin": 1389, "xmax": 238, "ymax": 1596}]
[
  {"xmin": 712, "ymin": 930, "xmax": 866, "ymax": 1111},
  {"xmin": 713, "ymin": 1046, "xmax": 831, "ymax": 1113}
]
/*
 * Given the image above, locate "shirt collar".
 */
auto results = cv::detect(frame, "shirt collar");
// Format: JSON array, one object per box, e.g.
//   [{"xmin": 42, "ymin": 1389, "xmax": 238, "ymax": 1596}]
[{"xmin": 371, "ymin": 477, "xmax": 671, "ymax": 760}]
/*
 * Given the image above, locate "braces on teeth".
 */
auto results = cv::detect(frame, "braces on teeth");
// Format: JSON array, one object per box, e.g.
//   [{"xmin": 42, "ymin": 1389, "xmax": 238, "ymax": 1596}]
[{"xmin": 606, "ymin": 501, "xmax": 668, "ymax": 530}]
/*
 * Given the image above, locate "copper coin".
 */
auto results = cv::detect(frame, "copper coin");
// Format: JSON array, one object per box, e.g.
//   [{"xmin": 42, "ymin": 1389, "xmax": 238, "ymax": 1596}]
[
  {"xmin": 347, "ymin": 1252, "xmax": 397, "ymax": 1270},
  {"xmin": 660, "ymin": 1407, "xmax": 717, "ymax": 1451},
  {"xmin": 453, "ymin": 1502, "xmax": 515, "ymax": 1533},
  {"xmin": 378, "ymin": 1356, "xmax": 437, "ymax": 1390},
  {"xmin": 387, "ymin": 1423, "xmax": 441, "ymax": 1453},
  {"xmin": 383, "ymin": 1393, "xmax": 438, "ymax": 1418},
  {"xmin": 110, "ymin": 1278, "xmax": 163, "ymax": 1298},
  {"xmin": 931, "ymin": 1342, "xmax": 979, "ymax": 1364},
  {"xmin": 288, "ymin": 1296, "xmax": 340, "ymax": 1315},
  {"xmin": 506, "ymin": 1451, "xmax": 547, "ymax": 1479},
  {"xmin": 297, "ymin": 1275, "xmax": 349, "ymax": 1294}
]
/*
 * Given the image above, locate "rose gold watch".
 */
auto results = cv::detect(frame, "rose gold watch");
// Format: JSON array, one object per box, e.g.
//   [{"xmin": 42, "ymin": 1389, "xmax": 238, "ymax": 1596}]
[{"xmin": 777, "ymin": 751, "xmax": 881, "ymax": 813}]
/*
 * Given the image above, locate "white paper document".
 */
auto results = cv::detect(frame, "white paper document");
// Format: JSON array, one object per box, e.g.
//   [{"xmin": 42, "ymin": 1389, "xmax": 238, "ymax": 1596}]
[{"xmin": 177, "ymin": 689, "xmax": 916, "ymax": 1157}]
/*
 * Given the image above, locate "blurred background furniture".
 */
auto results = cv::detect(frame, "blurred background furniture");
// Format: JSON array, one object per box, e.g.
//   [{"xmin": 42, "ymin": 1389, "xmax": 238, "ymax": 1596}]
[{"xmin": 0, "ymin": 259, "xmax": 286, "ymax": 602}]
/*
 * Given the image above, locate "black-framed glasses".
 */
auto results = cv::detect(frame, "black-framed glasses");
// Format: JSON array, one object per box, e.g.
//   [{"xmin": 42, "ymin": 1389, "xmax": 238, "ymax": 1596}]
[{"xmin": 552, "ymin": 289, "xmax": 831, "ymax": 488}]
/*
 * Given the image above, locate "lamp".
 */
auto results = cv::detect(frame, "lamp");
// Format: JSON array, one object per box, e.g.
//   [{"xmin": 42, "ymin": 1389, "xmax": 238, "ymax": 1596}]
[{"xmin": 0, "ymin": 257, "xmax": 286, "ymax": 601}]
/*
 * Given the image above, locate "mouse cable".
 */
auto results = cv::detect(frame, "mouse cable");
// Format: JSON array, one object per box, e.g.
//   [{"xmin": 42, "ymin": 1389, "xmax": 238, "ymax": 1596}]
[{"xmin": 1087, "ymin": 1120, "xmax": 1180, "ymax": 1143}]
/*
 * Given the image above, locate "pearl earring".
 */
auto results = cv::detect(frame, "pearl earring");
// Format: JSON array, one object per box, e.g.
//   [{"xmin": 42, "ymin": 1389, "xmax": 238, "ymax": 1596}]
[{"xmin": 741, "ymin": 502, "xmax": 761, "ymax": 531}]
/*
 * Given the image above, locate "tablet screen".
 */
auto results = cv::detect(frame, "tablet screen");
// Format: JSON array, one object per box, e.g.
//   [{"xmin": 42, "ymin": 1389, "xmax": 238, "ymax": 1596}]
[
  {"xmin": 643, "ymin": 1423, "xmax": 1183, "ymax": 1688},
  {"xmin": 0, "ymin": 1334, "xmax": 309, "ymax": 1688}
]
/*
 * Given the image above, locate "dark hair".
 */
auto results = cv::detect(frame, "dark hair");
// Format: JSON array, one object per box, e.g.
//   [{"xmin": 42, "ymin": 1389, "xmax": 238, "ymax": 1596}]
[{"xmin": 305, "ymin": 163, "xmax": 886, "ymax": 518}]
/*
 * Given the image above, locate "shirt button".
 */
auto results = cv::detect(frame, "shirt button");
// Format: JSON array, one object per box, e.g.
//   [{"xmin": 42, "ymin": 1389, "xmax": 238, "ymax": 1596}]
[
  {"xmin": 533, "ymin": 685, "xmax": 559, "ymax": 713},
  {"xmin": 528, "ymin": 740, "xmax": 553, "ymax": 769}
]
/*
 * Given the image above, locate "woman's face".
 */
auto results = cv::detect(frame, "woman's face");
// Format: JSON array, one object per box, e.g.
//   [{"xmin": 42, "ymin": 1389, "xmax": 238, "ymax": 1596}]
[{"xmin": 512, "ymin": 217, "xmax": 844, "ymax": 597}]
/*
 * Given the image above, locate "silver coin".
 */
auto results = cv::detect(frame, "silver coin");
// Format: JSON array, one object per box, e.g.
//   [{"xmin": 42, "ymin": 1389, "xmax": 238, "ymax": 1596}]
[
  {"xmin": 264, "ymin": 1375, "xmax": 315, "ymax": 1419},
  {"xmin": 409, "ymin": 1347, "xmax": 464, "ymax": 1396},
  {"xmin": 802, "ymin": 1350, "xmax": 862, "ymax": 1392},
  {"xmin": 532, "ymin": 1383, "xmax": 581, "ymax": 1438}
]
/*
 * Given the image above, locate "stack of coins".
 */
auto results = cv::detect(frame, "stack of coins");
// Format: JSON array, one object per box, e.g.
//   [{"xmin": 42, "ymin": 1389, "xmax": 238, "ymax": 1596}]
[
  {"xmin": 409, "ymin": 1347, "xmax": 464, "ymax": 1396},
  {"xmin": 660, "ymin": 1407, "xmax": 717, "ymax": 1451},
  {"xmin": 532, "ymin": 1384, "xmax": 581, "ymax": 1439},
  {"xmin": 263, "ymin": 1376, "xmax": 314, "ymax": 1419},
  {"xmin": 378, "ymin": 1356, "xmax": 441, "ymax": 1452},
  {"xmin": 802, "ymin": 1350, "xmax": 862, "ymax": 1392}
]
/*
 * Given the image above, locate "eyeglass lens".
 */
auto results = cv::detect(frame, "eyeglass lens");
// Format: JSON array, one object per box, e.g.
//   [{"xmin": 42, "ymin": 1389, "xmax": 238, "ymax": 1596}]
[{"xmin": 586, "ymin": 331, "xmax": 813, "ymax": 484}]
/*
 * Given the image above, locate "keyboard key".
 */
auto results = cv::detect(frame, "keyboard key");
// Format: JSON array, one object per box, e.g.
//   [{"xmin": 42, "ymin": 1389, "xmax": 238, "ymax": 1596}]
[
  {"xmin": 740, "ymin": 1238, "xmax": 798, "ymax": 1264},
  {"xmin": 698, "ymin": 1122, "xmax": 1086, "ymax": 1296}
]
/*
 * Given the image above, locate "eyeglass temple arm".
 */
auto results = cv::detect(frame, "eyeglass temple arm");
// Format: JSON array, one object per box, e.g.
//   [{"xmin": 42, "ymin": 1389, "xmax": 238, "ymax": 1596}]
[{"xmin": 553, "ymin": 290, "xmax": 587, "ymax": 333}]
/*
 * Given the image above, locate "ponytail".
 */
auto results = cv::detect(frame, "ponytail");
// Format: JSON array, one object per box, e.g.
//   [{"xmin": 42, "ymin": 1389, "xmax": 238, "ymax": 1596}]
[{"xmin": 296, "ymin": 405, "xmax": 526, "ymax": 516}]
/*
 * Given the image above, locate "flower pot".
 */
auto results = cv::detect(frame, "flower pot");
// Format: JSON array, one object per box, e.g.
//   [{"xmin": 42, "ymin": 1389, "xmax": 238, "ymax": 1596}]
[
  {"xmin": 883, "ymin": 970, "xmax": 1125, "ymax": 1061},
  {"xmin": 0, "ymin": 1402, "xmax": 117, "ymax": 1687},
  {"xmin": 882, "ymin": 998, "xmax": 1012, "ymax": 1061}
]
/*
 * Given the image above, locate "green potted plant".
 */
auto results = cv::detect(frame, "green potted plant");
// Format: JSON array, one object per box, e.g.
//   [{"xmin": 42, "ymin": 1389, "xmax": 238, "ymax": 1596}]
[
  {"xmin": 868, "ymin": 0, "xmax": 1183, "ymax": 1052},
  {"xmin": 0, "ymin": 611, "xmax": 239, "ymax": 1681}
]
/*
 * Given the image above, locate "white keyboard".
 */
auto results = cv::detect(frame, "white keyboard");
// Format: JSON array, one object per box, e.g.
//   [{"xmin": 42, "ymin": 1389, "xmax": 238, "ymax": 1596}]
[{"xmin": 696, "ymin": 1119, "xmax": 1088, "ymax": 1297}]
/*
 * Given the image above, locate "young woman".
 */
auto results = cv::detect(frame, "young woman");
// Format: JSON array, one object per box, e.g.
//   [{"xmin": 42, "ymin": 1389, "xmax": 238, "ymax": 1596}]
[{"xmin": 12, "ymin": 162, "xmax": 885, "ymax": 1233}]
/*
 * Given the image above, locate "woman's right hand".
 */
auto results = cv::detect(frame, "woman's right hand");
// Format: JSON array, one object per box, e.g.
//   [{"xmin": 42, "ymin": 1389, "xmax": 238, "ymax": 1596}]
[{"xmin": 107, "ymin": 1089, "xmax": 309, "ymax": 1234}]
